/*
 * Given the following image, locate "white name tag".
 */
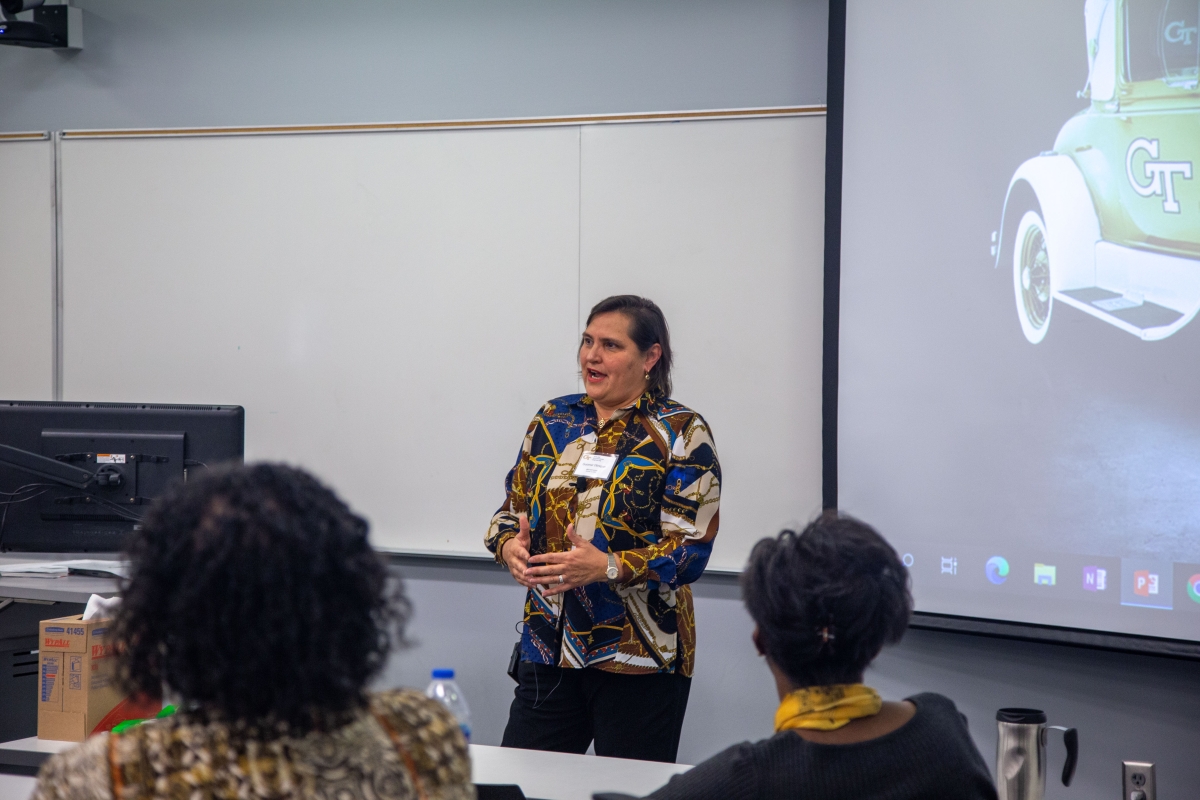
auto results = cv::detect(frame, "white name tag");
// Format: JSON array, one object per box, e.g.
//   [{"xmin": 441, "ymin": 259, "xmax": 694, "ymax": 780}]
[{"xmin": 573, "ymin": 452, "xmax": 618, "ymax": 480}]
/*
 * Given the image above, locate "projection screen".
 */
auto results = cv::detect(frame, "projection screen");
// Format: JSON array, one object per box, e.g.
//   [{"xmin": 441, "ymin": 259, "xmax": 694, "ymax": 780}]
[{"xmin": 838, "ymin": 0, "xmax": 1200, "ymax": 645}]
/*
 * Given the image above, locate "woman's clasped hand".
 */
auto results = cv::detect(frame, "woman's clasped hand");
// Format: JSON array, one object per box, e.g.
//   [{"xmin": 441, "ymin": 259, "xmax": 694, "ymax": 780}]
[
  {"xmin": 502, "ymin": 513, "xmax": 615, "ymax": 594},
  {"xmin": 524, "ymin": 522, "xmax": 612, "ymax": 595}
]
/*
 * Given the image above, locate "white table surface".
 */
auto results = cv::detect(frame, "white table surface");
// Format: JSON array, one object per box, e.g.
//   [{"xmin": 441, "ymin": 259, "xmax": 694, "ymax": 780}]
[
  {"xmin": 0, "ymin": 739, "xmax": 72, "ymax": 756},
  {"xmin": 0, "ymin": 738, "xmax": 689, "ymax": 800},
  {"xmin": 470, "ymin": 743, "xmax": 687, "ymax": 799}
]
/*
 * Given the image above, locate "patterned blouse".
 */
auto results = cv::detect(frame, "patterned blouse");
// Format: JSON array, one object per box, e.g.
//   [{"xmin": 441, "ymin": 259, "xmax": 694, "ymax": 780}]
[
  {"xmin": 32, "ymin": 690, "xmax": 473, "ymax": 800},
  {"xmin": 486, "ymin": 392, "xmax": 721, "ymax": 677}
]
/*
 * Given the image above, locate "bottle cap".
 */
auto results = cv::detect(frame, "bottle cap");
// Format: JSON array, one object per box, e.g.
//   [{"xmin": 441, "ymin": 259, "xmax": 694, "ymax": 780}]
[
  {"xmin": 996, "ymin": 707, "xmax": 1046, "ymax": 724},
  {"xmin": 431, "ymin": 668, "xmax": 455, "ymax": 679}
]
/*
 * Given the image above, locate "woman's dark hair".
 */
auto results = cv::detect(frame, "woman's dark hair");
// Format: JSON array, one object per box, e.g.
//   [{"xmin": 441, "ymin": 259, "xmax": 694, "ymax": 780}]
[
  {"xmin": 741, "ymin": 513, "xmax": 911, "ymax": 687},
  {"xmin": 113, "ymin": 462, "xmax": 409, "ymax": 734},
  {"xmin": 586, "ymin": 295, "xmax": 673, "ymax": 398}
]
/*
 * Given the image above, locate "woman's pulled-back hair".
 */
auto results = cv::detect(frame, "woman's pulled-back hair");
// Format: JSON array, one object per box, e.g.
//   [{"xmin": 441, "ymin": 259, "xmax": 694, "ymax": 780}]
[
  {"xmin": 586, "ymin": 295, "xmax": 673, "ymax": 398},
  {"xmin": 742, "ymin": 513, "xmax": 911, "ymax": 687},
  {"xmin": 114, "ymin": 462, "xmax": 409, "ymax": 735}
]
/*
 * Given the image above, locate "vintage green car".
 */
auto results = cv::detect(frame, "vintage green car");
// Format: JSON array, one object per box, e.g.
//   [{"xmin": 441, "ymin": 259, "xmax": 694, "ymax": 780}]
[{"xmin": 993, "ymin": 0, "xmax": 1199, "ymax": 343}]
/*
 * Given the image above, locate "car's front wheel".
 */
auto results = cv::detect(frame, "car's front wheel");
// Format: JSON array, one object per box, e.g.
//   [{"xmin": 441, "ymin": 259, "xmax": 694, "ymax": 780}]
[{"xmin": 1012, "ymin": 209, "xmax": 1051, "ymax": 344}]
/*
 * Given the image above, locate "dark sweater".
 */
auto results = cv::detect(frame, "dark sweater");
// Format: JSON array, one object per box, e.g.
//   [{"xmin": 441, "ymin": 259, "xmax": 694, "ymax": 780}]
[{"xmin": 643, "ymin": 693, "xmax": 997, "ymax": 800}]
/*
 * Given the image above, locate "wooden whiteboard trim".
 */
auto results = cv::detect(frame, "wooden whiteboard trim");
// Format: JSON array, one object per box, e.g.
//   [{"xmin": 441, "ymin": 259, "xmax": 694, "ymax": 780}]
[
  {"xmin": 0, "ymin": 132, "xmax": 50, "ymax": 142},
  {"xmin": 58, "ymin": 106, "xmax": 826, "ymax": 140}
]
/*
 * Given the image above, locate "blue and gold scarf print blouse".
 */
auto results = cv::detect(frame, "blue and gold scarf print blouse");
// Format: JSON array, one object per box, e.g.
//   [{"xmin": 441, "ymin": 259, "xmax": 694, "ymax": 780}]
[{"xmin": 487, "ymin": 392, "xmax": 721, "ymax": 677}]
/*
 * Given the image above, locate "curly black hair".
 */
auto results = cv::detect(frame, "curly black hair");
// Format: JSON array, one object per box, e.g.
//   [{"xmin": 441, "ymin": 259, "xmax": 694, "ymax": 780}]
[
  {"xmin": 113, "ymin": 462, "xmax": 409, "ymax": 734},
  {"xmin": 741, "ymin": 513, "xmax": 912, "ymax": 687}
]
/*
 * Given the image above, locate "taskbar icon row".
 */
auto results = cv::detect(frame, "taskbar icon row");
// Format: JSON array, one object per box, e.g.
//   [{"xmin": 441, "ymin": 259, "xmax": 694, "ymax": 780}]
[{"xmin": 901, "ymin": 549, "xmax": 1200, "ymax": 612}]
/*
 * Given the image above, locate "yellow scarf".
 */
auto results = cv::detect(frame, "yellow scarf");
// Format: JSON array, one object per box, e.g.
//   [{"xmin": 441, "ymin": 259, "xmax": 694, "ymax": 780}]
[{"xmin": 774, "ymin": 684, "xmax": 883, "ymax": 732}]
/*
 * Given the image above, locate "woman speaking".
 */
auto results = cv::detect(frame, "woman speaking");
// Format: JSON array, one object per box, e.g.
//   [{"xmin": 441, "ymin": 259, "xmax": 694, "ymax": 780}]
[{"xmin": 485, "ymin": 295, "xmax": 721, "ymax": 763}]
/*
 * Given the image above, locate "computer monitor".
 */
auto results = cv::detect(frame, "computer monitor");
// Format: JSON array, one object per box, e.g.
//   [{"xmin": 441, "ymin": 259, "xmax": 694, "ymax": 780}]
[{"xmin": 0, "ymin": 401, "xmax": 244, "ymax": 552}]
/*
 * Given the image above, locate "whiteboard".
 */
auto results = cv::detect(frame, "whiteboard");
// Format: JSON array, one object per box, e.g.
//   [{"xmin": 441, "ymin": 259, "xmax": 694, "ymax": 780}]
[
  {"xmin": 60, "ymin": 127, "xmax": 580, "ymax": 554},
  {"xmin": 56, "ymin": 116, "xmax": 825, "ymax": 564},
  {"xmin": 0, "ymin": 138, "xmax": 54, "ymax": 401}
]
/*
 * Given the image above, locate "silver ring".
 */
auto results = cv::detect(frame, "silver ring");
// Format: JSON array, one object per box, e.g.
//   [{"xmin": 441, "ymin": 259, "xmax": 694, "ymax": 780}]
[{"xmin": 559, "ymin": 574, "xmax": 565, "ymax": 584}]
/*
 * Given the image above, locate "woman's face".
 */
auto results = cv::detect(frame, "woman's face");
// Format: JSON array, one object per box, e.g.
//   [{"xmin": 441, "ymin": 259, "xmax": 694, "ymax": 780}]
[{"xmin": 579, "ymin": 311, "xmax": 661, "ymax": 412}]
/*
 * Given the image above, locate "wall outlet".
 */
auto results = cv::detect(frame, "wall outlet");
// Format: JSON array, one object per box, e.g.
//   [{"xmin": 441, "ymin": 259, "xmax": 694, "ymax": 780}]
[{"xmin": 1122, "ymin": 761, "xmax": 1155, "ymax": 800}]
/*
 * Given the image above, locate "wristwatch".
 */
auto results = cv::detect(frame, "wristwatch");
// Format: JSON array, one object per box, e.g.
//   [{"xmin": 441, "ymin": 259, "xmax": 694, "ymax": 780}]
[{"xmin": 606, "ymin": 552, "xmax": 620, "ymax": 582}]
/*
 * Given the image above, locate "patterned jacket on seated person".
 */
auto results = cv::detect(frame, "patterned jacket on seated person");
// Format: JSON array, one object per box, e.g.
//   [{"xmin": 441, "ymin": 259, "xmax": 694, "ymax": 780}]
[{"xmin": 32, "ymin": 463, "xmax": 473, "ymax": 800}]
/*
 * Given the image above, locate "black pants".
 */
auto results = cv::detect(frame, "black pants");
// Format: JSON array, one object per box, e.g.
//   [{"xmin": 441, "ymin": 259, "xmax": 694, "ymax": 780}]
[{"xmin": 501, "ymin": 661, "xmax": 692, "ymax": 763}]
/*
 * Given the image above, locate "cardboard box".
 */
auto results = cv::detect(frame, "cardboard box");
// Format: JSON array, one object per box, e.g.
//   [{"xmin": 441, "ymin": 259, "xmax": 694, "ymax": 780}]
[{"xmin": 37, "ymin": 615, "xmax": 160, "ymax": 741}]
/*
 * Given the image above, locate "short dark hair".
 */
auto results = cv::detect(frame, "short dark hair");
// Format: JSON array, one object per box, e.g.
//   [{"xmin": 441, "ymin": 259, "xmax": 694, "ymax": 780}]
[
  {"xmin": 741, "ymin": 513, "xmax": 911, "ymax": 687},
  {"xmin": 586, "ymin": 295, "xmax": 673, "ymax": 397},
  {"xmin": 113, "ymin": 463, "xmax": 409, "ymax": 734}
]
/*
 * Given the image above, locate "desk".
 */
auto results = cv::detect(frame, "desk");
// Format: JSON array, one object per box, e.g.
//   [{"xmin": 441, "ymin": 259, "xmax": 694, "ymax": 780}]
[
  {"xmin": 0, "ymin": 575, "xmax": 119, "ymax": 605},
  {"xmin": 0, "ymin": 738, "xmax": 690, "ymax": 800},
  {"xmin": 0, "ymin": 737, "xmax": 70, "ymax": 800},
  {"xmin": 0, "ymin": 738, "xmax": 69, "ymax": 776},
  {"xmin": 0, "ymin": 552, "xmax": 122, "ymax": 605}
]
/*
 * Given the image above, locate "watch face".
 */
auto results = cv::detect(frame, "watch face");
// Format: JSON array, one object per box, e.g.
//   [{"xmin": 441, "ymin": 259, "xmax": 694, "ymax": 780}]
[{"xmin": 607, "ymin": 568, "xmax": 619, "ymax": 579}]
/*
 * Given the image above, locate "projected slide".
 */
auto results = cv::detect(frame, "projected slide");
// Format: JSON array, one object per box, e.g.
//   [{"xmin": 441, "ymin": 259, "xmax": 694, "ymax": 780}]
[
  {"xmin": 998, "ymin": 0, "xmax": 1200, "ymax": 344},
  {"xmin": 839, "ymin": 0, "xmax": 1200, "ymax": 643}
]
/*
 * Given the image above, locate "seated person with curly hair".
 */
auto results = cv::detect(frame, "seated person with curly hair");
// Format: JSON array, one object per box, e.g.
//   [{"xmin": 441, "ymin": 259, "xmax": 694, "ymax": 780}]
[
  {"xmin": 33, "ymin": 463, "xmax": 473, "ymax": 800},
  {"xmin": 626, "ymin": 514, "xmax": 997, "ymax": 800}
]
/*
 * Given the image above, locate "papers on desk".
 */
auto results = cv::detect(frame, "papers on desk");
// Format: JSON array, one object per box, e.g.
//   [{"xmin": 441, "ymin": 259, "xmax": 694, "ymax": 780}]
[
  {"xmin": 0, "ymin": 559, "xmax": 129, "ymax": 580},
  {"xmin": 0, "ymin": 563, "xmax": 68, "ymax": 578}
]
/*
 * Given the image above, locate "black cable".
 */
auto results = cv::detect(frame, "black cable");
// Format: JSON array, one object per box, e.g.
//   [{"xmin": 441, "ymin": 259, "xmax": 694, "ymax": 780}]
[
  {"xmin": 0, "ymin": 482, "xmax": 54, "ymax": 497},
  {"xmin": 1, "ymin": 485, "xmax": 141, "ymax": 522},
  {"xmin": 0, "ymin": 483, "xmax": 43, "ymax": 550},
  {"xmin": 0, "ymin": 488, "xmax": 49, "ymax": 501},
  {"xmin": 0, "ymin": 480, "xmax": 146, "ymax": 549},
  {"xmin": 92, "ymin": 496, "xmax": 144, "ymax": 522},
  {"xmin": 0, "ymin": 483, "xmax": 52, "ymax": 503},
  {"xmin": 0, "ymin": 490, "xmax": 50, "ymax": 506},
  {"xmin": 530, "ymin": 657, "xmax": 564, "ymax": 710}
]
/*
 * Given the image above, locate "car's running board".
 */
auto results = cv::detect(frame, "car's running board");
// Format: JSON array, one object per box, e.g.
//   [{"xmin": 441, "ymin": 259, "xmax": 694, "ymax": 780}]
[{"xmin": 1057, "ymin": 288, "xmax": 1186, "ymax": 340}]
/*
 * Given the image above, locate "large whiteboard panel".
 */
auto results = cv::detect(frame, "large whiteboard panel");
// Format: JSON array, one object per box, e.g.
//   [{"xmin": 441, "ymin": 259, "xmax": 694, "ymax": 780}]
[
  {"xmin": 0, "ymin": 139, "xmax": 54, "ymax": 400},
  {"xmin": 60, "ymin": 128, "xmax": 581, "ymax": 554},
  {"xmin": 580, "ymin": 117, "xmax": 826, "ymax": 571}
]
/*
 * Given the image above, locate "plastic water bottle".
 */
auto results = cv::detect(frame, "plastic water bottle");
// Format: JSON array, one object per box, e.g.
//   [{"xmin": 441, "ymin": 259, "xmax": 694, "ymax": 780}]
[{"xmin": 425, "ymin": 668, "xmax": 471, "ymax": 741}]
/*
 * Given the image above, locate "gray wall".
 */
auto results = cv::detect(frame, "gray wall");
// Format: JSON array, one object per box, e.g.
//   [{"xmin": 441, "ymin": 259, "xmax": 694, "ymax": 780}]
[
  {"xmin": 5, "ymin": 2, "xmax": 1198, "ymax": 798},
  {"xmin": 0, "ymin": 0, "xmax": 826, "ymax": 132}
]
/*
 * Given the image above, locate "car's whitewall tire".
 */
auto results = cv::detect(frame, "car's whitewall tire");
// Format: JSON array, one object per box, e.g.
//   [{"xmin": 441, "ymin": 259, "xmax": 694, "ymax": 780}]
[{"xmin": 1013, "ymin": 209, "xmax": 1052, "ymax": 344}]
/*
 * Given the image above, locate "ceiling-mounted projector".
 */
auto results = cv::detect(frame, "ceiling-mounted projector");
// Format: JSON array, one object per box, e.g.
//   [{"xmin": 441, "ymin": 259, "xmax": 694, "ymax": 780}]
[{"xmin": 0, "ymin": 0, "xmax": 82, "ymax": 50}]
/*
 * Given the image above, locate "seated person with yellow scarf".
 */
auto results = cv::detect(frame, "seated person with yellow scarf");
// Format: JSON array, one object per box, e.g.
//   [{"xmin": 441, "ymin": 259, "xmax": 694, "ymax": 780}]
[{"xmin": 616, "ymin": 514, "xmax": 998, "ymax": 800}]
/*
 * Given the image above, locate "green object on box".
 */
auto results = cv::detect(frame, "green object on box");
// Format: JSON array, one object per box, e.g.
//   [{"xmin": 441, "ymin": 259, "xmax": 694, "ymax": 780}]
[{"xmin": 112, "ymin": 704, "xmax": 178, "ymax": 734}]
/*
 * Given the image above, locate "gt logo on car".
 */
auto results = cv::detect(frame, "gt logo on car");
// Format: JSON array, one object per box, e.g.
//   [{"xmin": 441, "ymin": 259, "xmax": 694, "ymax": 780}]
[
  {"xmin": 1165, "ymin": 20, "xmax": 1197, "ymax": 45},
  {"xmin": 1126, "ymin": 138, "xmax": 1193, "ymax": 213}
]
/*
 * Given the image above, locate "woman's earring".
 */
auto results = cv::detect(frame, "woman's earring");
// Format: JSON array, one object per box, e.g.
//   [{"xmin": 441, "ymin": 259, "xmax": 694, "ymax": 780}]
[{"xmin": 644, "ymin": 372, "xmax": 650, "ymax": 381}]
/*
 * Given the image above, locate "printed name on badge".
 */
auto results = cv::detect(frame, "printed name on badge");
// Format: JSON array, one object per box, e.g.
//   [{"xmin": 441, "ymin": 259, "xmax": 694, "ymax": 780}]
[{"xmin": 573, "ymin": 452, "xmax": 618, "ymax": 480}]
